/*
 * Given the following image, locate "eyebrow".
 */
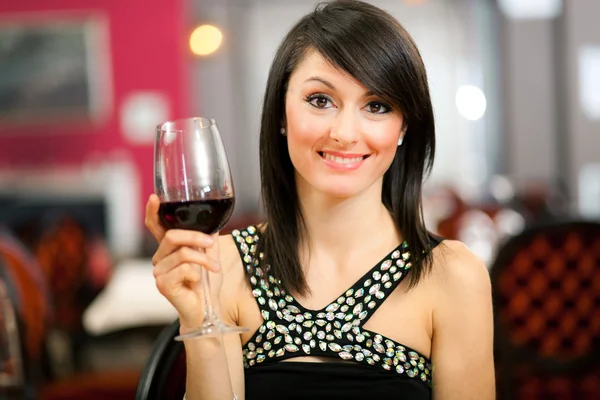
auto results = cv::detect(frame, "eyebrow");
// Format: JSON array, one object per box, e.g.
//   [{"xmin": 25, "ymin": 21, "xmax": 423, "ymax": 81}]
[
  {"xmin": 304, "ymin": 76, "xmax": 375, "ymax": 97},
  {"xmin": 304, "ymin": 76, "xmax": 335, "ymax": 89}
]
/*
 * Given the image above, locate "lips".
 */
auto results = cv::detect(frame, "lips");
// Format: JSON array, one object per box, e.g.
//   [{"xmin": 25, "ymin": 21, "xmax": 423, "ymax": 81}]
[
  {"xmin": 318, "ymin": 151, "xmax": 370, "ymax": 170},
  {"xmin": 321, "ymin": 153, "xmax": 365, "ymax": 164}
]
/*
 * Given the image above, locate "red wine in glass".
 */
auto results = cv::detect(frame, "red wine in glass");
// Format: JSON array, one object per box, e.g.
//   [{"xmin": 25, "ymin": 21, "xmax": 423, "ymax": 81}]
[{"xmin": 159, "ymin": 198, "xmax": 235, "ymax": 234}]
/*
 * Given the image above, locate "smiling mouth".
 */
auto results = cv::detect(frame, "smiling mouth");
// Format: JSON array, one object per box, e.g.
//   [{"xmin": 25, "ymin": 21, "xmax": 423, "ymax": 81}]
[{"xmin": 318, "ymin": 152, "xmax": 370, "ymax": 164}]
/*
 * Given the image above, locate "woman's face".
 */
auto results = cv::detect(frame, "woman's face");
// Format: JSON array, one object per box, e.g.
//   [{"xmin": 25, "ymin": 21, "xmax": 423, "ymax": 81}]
[{"xmin": 284, "ymin": 50, "xmax": 405, "ymax": 200}]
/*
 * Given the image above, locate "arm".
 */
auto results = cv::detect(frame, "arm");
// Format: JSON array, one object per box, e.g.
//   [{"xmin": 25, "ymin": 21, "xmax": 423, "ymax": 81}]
[
  {"xmin": 145, "ymin": 195, "xmax": 245, "ymax": 400},
  {"xmin": 430, "ymin": 241, "xmax": 495, "ymax": 399},
  {"xmin": 182, "ymin": 235, "xmax": 246, "ymax": 400}
]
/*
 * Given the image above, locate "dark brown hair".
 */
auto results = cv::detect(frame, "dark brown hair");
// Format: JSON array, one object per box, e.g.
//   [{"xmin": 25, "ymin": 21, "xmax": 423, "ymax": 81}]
[{"xmin": 258, "ymin": 0, "xmax": 436, "ymax": 295}]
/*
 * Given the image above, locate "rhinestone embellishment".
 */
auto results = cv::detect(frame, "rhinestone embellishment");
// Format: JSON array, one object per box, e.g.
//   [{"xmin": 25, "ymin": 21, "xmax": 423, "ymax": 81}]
[{"xmin": 233, "ymin": 227, "xmax": 431, "ymax": 385}]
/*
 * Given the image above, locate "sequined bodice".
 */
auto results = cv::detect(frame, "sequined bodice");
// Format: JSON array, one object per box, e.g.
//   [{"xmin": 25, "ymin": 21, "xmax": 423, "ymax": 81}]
[{"xmin": 232, "ymin": 226, "xmax": 432, "ymax": 387}]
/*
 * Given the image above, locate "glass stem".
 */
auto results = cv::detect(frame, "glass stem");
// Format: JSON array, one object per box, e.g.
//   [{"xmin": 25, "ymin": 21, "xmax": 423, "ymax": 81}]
[{"xmin": 201, "ymin": 266, "xmax": 217, "ymax": 322}]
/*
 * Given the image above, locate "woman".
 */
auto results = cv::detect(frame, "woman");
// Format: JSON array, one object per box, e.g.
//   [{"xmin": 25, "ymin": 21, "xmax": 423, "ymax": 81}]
[{"xmin": 146, "ymin": 1, "xmax": 495, "ymax": 399}]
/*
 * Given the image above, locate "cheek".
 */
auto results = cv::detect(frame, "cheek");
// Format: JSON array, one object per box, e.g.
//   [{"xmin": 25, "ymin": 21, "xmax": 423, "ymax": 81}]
[
  {"xmin": 285, "ymin": 102, "xmax": 329, "ymax": 149},
  {"xmin": 367, "ymin": 121, "xmax": 402, "ymax": 157},
  {"xmin": 285, "ymin": 104, "xmax": 313, "ymax": 170},
  {"xmin": 372, "ymin": 132, "xmax": 398, "ymax": 151}
]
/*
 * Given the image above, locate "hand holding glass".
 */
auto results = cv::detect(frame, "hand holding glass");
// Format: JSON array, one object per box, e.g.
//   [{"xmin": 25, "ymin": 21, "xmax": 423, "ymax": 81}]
[{"xmin": 154, "ymin": 117, "xmax": 248, "ymax": 340}]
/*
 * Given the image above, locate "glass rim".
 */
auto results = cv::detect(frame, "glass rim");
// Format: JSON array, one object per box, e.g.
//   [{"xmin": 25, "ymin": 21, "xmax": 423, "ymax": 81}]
[{"xmin": 157, "ymin": 117, "xmax": 216, "ymax": 132}]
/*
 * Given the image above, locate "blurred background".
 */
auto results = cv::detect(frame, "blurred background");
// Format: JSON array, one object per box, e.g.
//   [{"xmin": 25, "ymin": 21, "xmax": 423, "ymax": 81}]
[{"xmin": 0, "ymin": 0, "xmax": 599, "ymax": 399}]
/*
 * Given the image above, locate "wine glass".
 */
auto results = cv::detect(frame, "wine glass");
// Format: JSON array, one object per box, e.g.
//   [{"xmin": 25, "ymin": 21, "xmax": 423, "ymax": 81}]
[{"xmin": 154, "ymin": 117, "xmax": 248, "ymax": 340}]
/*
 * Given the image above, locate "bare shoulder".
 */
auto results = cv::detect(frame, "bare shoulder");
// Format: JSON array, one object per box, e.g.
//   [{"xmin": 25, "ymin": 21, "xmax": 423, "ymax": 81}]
[
  {"xmin": 427, "ymin": 244, "xmax": 495, "ymax": 397},
  {"xmin": 429, "ymin": 240, "xmax": 491, "ymax": 298}
]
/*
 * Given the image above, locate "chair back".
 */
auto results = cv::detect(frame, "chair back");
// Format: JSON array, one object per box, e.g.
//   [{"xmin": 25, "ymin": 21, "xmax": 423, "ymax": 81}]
[
  {"xmin": 136, "ymin": 320, "xmax": 186, "ymax": 400},
  {"xmin": 0, "ymin": 276, "xmax": 25, "ymax": 399},
  {"xmin": 0, "ymin": 230, "xmax": 52, "ymax": 400},
  {"xmin": 490, "ymin": 220, "xmax": 600, "ymax": 399}
]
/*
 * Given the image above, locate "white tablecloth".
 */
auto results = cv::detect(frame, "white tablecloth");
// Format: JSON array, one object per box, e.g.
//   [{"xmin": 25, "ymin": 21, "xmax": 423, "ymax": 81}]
[{"xmin": 83, "ymin": 259, "xmax": 178, "ymax": 335}]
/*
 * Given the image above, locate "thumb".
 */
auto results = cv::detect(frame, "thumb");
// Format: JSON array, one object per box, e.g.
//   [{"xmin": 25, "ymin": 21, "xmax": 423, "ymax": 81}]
[{"xmin": 145, "ymin": 194, "xmax": 167, "ymax": 242}]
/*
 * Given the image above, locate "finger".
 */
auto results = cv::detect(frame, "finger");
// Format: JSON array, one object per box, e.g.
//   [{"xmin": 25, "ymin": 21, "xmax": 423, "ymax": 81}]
[
  {"xmin": 204, "ymin": 233, "xmax": 221, "ymax": 259},
  {"xmin": 153, "ymin": 246, "xmax": 221, "ymax": 277},
  {"xmin": 153, "ymin": 229, "xmax": 215, "ymax": 265},
  {"xmin": 155, "ymin": 262, "xmax": 201, "ymax": 296},
  {"xmin": 145, "ymin": 194, "xmax": 166, "ymax": 242}
]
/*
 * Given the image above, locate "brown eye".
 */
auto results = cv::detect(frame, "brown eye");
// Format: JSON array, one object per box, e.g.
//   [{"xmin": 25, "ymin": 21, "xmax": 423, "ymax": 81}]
[
  {"xmin": 306, "ymin": 94, "xmax": 333, "ymax": 109},
  {"xmin": 315, "ymin": 97, "xmax": 329, "ymax": 108},
  {"xmin": 366, "ymin": 101, "xmax": 391, "ymax": 114}
]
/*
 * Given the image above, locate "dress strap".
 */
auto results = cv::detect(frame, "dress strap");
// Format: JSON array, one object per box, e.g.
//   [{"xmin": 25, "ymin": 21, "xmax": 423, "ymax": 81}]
[
  {"xmin": 231, "ymin": 226, "xmax": 273, "ymax": 319},
  {"xmin": 339, "ymin": 242, "xmax": 413, "ymax": 328}
]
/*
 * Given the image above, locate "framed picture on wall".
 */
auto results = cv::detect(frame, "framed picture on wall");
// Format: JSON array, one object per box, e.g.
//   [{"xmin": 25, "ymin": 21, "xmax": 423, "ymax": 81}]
[{"xmin": 0, "ymin": 13, "xmax": 112, "ymax": 125}]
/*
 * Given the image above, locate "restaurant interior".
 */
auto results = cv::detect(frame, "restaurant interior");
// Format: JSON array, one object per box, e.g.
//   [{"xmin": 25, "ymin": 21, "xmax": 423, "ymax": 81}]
[{"xmin": 0, "ymin": 0, "xmax": 599, "ymax": 399}]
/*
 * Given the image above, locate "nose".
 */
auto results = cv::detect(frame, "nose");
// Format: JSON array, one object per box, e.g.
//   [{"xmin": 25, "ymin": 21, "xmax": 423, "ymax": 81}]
[{"xmin": 329, "ymin": 108, "xmax": 358, "ymax": 147}]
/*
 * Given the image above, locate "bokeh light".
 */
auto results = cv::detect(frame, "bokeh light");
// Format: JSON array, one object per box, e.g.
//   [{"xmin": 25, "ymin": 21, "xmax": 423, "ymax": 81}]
[{"xmin": 190, "ymin": 24, "xmax": 223, "ymax": 56}]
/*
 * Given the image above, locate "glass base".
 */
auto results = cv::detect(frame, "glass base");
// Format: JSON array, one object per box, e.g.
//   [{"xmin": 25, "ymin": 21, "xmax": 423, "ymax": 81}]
[{"xmin": 174, "ymin": 320, "xmax": 250, "ymax": 341}]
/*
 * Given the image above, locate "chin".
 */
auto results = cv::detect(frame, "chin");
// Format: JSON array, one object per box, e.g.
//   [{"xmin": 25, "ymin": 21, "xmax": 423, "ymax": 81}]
[
  {"xmin": 295, "ymin": 167, "xmax": 383, "ymax": 200},
  {"xmin": 313, "ymin": 179, "xmax": 370, "ymax": 200}
]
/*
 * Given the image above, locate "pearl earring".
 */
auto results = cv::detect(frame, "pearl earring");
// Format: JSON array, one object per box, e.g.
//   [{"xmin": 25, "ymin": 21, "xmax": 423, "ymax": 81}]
[
  {"xmin": 280, "ymin": 127, "xmax": 286, "ymax": 136},
  {"xmin": 398, "ymin": 128, "xmax": 407, "ymax": 146}
]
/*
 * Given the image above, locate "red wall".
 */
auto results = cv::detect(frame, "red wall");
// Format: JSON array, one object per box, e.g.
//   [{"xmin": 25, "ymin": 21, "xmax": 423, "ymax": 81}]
[{"xmin": 0, "ymin": 0, "xmax": 188, "ymax": 213}]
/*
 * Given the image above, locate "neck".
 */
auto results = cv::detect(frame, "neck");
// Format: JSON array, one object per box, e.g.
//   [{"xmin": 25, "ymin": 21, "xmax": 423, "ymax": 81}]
[{"xmin": 296, "ymin": 179, "xmax": 400, "ymax": 258}]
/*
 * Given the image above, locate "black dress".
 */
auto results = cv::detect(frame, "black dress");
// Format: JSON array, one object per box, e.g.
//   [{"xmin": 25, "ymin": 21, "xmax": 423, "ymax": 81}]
[{"xmin": 232, "ymin": 226, "xmax": 437, "ymax": 400}]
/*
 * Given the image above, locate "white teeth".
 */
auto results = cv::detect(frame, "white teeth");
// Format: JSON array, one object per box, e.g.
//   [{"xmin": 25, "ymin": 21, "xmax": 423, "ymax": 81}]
[{"xmin": 322, "ymin": 153, "xmax": 363, "ymax": 164}]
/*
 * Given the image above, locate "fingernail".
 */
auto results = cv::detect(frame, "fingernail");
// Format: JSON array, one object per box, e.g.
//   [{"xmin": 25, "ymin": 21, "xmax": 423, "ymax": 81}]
[
  {"xmin": 203, "ymin": 236, "xmax": 214, "ymax": 246},
  {"xmin": 213, "ymin": 262, "xmax": 221, "ymax": 271}
]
